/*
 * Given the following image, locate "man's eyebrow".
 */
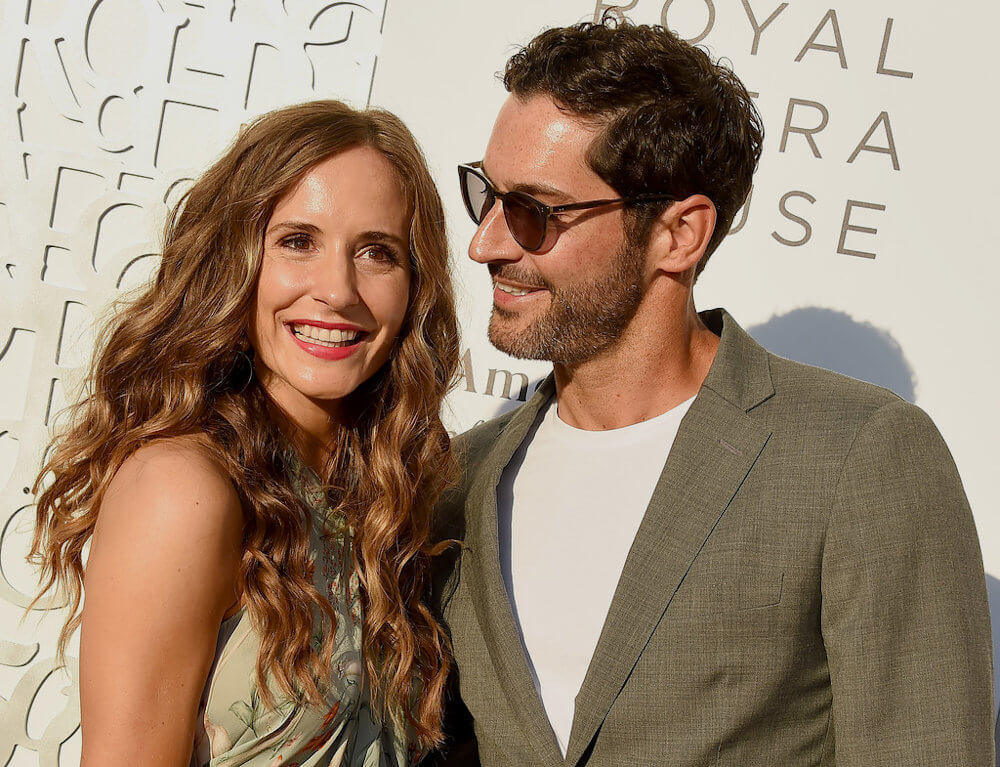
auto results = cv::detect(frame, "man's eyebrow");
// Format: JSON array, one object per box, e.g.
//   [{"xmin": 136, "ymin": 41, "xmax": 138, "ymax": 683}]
[
  {"xmin": 510, "ymin": 181, "xmax": 573, "ymax": 203},
  {"xmin": 481, "ymin": 162, "xmax": 573, "ymax": 203}
]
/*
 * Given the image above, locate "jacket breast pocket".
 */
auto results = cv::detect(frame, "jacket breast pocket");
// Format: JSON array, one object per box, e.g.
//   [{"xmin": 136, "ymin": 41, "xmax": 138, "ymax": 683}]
[{"xmin": 673, "ymin": 564, "xmax": 785, "ymax": 615}]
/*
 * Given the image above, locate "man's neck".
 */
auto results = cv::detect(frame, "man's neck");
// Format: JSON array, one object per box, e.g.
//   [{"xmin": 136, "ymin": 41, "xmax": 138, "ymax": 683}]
[{"xmin": 552, "ymin": 297, "xmax": 719, "ymax": 431}]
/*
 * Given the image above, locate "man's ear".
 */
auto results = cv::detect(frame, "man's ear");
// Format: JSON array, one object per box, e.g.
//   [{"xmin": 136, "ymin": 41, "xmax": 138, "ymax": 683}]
[{"xmin": 645, "ymin": 194, "xmax": 717, "ymax": 277}]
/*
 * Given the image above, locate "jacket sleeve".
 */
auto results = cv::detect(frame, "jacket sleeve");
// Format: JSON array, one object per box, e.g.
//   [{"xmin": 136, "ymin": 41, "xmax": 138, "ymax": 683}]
[{"xmin": 820, "ymin": 399, "xmax": 994, "ymax": 764}]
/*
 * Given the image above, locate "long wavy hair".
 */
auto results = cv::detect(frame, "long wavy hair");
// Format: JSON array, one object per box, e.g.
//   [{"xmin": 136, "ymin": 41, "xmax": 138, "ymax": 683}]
[{"xmin": 29, "ymin": 100, "xmax": 459, "ymax": 748}]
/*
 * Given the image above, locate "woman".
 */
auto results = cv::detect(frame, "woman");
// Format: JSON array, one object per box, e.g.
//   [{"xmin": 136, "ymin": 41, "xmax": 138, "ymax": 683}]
[{"xmin": 29, "ymin": 100, "xmax": 459, "ymax": 766}]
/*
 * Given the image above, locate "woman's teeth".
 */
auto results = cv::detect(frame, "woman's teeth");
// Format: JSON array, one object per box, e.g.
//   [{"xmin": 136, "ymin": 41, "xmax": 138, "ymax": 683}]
[{"xmin": 291, "ymin": 324, "xmax": 362, "ymax": 347}]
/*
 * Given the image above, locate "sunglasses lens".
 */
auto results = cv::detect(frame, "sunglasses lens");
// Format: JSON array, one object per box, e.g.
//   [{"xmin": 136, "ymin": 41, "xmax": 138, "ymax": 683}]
[
  {"xmin": 503, "ymin": 193, "xmax": 546, "ymax": 251},
  {"xmin": 460, "ymin": 168, "xmax": 494, "ymax": 224}
]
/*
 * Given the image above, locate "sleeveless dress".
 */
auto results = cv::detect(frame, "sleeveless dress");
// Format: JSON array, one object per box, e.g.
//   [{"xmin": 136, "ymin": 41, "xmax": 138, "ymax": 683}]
[{"xmin": 190, "ymin": 451, "xmax": 415, "ymax": 767}]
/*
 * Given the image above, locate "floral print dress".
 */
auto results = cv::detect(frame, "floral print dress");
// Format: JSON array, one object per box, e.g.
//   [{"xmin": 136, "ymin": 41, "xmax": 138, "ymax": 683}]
[{"xmin": 190, "ymin": 451, "xmax": 414, "ymax": 767}]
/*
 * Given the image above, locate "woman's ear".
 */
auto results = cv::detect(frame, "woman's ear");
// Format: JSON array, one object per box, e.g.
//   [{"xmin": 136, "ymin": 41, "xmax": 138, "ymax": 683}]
[{"xmin": 645, "ymin": 194, "xmax": 717, "ymax": 277}]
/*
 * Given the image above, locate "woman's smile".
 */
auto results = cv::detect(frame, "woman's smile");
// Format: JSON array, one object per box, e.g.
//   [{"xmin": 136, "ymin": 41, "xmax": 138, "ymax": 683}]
[{"xmin": 286, "ymin": 320, "xmax": 369, "ymax": 360}]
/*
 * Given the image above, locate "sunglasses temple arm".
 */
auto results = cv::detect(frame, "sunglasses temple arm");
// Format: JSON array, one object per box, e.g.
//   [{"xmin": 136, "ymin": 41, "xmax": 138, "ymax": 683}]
[{"xmin": 549, "ymin": 194, "xmax": 675, "ymax": 214}]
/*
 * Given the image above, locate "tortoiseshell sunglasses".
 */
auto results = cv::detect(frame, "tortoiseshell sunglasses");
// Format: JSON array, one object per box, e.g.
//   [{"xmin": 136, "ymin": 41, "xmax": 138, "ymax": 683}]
[{"xmin": 458, "ymin": 162, "xmax": 674, "ymax": 252}]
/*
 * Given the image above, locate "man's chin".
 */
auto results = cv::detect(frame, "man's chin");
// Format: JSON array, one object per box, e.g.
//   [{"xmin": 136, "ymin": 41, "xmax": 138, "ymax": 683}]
[{"xmin": 487, "ymin": 316, "xmax": 548, "ymax": 361}]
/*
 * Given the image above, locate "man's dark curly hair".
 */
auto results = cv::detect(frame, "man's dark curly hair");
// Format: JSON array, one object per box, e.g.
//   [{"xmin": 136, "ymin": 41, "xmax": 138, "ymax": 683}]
[{"xmin": 504, "ymin": 21, "xmax": 763, "ymax": 277}]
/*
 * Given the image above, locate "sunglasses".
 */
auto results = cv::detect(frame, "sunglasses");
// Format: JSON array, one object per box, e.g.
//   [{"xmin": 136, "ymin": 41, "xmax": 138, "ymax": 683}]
[{"xmin": 458, "ymin": 162, "xmax": 674, "ymax": 252}]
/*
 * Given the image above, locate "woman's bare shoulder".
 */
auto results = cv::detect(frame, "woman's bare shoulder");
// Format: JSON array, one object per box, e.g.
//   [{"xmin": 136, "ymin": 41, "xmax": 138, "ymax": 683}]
[
  {"xmin": 93, "ymin": 434, "xmax": 243, "ymax": 581},
  {"xmin": 109, "ymin": 433, "xmax": 232, "ymax": 490},
  {"xmin": 103, "ymin": 434, "xmax": 239, "ymax": 518}
]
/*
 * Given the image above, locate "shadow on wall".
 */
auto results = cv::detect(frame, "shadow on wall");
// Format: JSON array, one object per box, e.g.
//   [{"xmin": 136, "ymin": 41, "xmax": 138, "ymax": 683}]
[{"xmin": 747, "ymin": 307, "xmax": 916, "ymax": 403}]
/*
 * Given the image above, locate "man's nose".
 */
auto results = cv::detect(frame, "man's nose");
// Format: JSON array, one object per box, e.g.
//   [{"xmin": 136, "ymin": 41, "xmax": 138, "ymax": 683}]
[{"xmin": 468, "ymin": 199, "xmax": 522, "ymax": 264}]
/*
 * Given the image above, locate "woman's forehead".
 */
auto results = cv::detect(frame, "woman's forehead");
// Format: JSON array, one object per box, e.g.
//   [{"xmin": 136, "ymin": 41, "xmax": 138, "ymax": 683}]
[{"xmin": 270, "ymin": 147, "xmax": 411, "ymax": 236}]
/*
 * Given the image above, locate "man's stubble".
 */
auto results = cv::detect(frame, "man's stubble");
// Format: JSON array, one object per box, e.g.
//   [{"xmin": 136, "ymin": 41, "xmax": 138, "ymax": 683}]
[{"xmin": 487, "ymin": 243, "xmax": 645, "ymax": 366}]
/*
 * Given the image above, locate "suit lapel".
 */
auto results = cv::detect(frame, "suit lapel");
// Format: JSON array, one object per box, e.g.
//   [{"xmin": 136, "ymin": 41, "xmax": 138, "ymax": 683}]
[
  {"xmin": 563, "ymin": 310, "xmax": 775, "ymax": 766},
  {"xmin": 463, "ymin": 378, "xmax": 565, "ymax": 766}
]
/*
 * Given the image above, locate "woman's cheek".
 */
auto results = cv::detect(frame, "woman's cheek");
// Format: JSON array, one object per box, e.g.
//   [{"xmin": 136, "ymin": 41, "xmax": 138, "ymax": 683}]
[{"xmin": 364, "ymin": 273, "xmax": 410, "ymax": 336}]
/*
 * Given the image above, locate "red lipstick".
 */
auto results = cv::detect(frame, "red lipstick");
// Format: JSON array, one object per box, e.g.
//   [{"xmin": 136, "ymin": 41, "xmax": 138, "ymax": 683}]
[
  {"xmin": 285, "ymin": 321, "xmax": 367, "ymax": 361},
  {"xmin": 286, "ymin": 319, "xmax": 365, "ymax": 331}
]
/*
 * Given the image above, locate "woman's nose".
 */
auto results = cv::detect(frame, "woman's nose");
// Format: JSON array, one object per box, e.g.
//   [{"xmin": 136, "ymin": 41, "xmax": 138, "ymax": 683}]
[{"xmin": 311, "ymin": 251, "xmax": 362, "ymax": 311}]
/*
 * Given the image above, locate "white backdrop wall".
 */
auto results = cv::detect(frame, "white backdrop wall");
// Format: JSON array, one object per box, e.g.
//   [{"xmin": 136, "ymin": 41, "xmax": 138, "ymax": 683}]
[{"xmin": 0, "ymin": 1, "xmax": 996, "ymax": 764}]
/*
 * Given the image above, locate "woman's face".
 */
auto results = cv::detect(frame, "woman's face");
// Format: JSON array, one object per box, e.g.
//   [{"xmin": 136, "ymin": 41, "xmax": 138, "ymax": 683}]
[{"xmin": 250, "ymin": 145, "xmax": 412, "ymax": 421}]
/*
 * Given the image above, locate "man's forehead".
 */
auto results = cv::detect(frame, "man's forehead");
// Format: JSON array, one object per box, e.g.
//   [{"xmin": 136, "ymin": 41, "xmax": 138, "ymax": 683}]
[{"xmin": 483, "ymin": 94, "xmax": 598, "ymax": 186}]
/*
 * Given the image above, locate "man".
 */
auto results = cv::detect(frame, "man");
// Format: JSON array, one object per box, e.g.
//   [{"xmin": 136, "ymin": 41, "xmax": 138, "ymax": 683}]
[{"xmin": 432, "ymin": 20, "xmax": 995, "ymax": 767}]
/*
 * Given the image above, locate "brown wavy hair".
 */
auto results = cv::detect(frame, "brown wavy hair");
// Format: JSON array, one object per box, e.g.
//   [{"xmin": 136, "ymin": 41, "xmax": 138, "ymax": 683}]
[{"xmin": 28, "ymin": 100, "xmax": 459, "ymax": 749}]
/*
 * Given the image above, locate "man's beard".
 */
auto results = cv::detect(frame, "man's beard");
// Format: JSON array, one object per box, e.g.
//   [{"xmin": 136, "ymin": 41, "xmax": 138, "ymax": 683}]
[{"xmin": 487, "ymin": 245, "xmax": 645, "ymax": 366}]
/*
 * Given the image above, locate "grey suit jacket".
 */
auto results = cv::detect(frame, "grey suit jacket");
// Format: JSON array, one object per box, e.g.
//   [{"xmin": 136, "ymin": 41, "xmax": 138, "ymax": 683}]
[{"xmin": 432, "ymin": 309, "xmax": 994, "ymax": 767}]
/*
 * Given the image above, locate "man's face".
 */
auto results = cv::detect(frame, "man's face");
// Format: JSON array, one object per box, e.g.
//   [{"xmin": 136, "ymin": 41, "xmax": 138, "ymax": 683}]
[{"xmin": 469, "ymin": 94, "xmax": 646, "ymax": 366}]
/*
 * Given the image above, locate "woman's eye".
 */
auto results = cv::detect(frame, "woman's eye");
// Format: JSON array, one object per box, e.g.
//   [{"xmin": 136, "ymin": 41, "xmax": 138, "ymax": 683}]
[
  {"xmin": 280, "ymin": 234, "xmax": 313, "ymax": 251},
  {"xmin": 358, "ymin": 245, "xmax": 398, "ymax": 264}
]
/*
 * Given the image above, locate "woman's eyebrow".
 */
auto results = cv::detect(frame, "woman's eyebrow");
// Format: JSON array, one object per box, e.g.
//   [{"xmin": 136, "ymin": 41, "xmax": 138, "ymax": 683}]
[
  {"xmin": 357, "ymin": 230, "xmax": 408, "ymax": 249},
  {"xmin": 267, "ymin": 220, "xmax": 322, "ymax": 236}
]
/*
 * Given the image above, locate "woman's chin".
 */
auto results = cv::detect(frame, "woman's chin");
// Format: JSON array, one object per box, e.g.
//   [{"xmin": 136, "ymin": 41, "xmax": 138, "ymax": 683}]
[
  {"xmin": 297, "ymin": 382, "xmax": 360, "ymax": 404},
  {"xmin": 261, "ymin": 371, "xmax": 364, "ymax": 412}
]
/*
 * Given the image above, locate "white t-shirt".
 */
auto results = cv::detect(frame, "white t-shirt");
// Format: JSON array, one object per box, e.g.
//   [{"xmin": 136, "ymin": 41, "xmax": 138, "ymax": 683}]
[{"xmin": 496, "ymin": 395, "xmax": 695, "ymax": 754}]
